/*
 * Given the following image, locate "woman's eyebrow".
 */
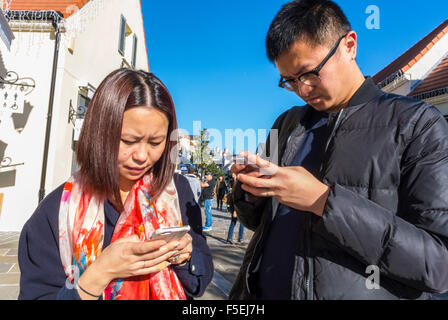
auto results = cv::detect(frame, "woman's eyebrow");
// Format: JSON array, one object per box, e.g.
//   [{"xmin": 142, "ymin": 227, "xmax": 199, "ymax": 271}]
[
  {"xmin": 121, "ymin": 133, "xmax": 167, "ymax": 140},
  {"xmin": 148, "ymin": 135, "xmax": 166, "ymax": 140},
  {"xmin": 121, "ymin": 134, "xmax": 143, "ymax": 140}
]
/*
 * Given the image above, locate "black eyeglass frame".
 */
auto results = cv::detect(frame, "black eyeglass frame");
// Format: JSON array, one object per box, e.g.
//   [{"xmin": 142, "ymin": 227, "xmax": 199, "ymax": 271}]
[{"xmin": 278, "ymin": 33, "xmax": 349, "ymax": 91}]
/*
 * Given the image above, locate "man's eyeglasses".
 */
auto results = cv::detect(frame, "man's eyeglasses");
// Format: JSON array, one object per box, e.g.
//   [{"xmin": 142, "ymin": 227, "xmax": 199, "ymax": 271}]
[{"xmin": 278, "ymin": 33, "xmax": 348, "ymax": 92}]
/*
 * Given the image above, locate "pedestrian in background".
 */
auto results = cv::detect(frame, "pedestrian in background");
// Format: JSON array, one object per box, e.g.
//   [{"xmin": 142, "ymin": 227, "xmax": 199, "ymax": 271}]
[
  {"xmin": 184, "ymin": 166, "xmax": 201, "ymax": 204},
  {"xmin": 216, "ymin": 175, "xmax": 227, "ymax": 211},
  {"xmin": 226, "ymin": 186, "xmax": 245, "ymax": 245},
  {"xmin": 200, "ymin": 172, "xmax": 215, "ymax": 232}
]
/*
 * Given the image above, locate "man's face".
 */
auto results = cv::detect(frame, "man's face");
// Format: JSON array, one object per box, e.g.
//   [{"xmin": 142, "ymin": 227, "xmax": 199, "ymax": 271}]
[
  {"xmin": 205, "ymin": 174, "xmax": 212, "ymax": 181},
  {"xmin": 275, "ymin": 35, "xmax": 354, "ymax": 112}
]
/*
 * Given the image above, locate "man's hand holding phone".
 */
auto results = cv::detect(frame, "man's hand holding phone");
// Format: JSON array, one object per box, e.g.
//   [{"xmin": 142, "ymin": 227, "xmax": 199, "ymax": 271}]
[
  {"xmin": 231, "ymin": 151, "xmax": 277, "ymax": 203},
  {"xmin": 234, "ymin": 151, "xmax": 330, "ymax": 217}
]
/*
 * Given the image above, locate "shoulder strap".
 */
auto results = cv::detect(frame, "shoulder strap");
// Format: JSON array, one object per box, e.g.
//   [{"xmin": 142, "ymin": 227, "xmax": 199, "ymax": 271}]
[{"xmin": 259, "ymin": 106, "xmax": 309, "ymax": 165}]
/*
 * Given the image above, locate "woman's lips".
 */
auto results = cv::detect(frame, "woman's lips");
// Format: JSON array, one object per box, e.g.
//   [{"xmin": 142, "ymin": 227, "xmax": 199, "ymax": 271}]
[{"xmin": 125, "ymin": 166, "xmax": 147, "ymax": 175}]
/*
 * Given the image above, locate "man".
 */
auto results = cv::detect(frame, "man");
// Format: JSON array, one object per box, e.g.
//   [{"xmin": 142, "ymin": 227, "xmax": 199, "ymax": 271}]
[
  {"xmin": 200, "ymin": 172, "xmax": 216, "ymax": 232},
  {"xmin": 184, "ymin": 166, "xmax": 201, "ymax": 204},
  {"xmin": 230, "ymin": 0, "xmax": 448, "ymax": 300}
]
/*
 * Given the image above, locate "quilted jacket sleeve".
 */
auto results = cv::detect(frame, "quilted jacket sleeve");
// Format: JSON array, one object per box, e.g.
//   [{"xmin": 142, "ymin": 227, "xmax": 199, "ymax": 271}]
[{"xmin": 314, "ymin": 105, "xmax": 448, "ymax": 293}]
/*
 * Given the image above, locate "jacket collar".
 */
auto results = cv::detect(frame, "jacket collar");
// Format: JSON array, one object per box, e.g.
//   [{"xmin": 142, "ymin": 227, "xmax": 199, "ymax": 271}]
[{"xmin": 346, "ymin": 76, "xmax": 383, "ymax": 109}]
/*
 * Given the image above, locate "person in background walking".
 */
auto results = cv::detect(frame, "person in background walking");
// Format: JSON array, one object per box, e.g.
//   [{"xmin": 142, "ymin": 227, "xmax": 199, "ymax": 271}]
[
  {"xmin": 200, "ymin": 172, "xmax": 215, "ymax": 232},
  {"xmin": 227, "ymin": 172, "xmax": 237, "ymax": 190},
  {"xmin": 226, "ymin": 186, "xmax": 245, "ymax": 245},
  {"xmin": 184, "ymin": 166, "xmax": 201, "ymax": 204},
  {"xmin": 216, "ymin": 176, "xmax": 227, "ymax": 211}
]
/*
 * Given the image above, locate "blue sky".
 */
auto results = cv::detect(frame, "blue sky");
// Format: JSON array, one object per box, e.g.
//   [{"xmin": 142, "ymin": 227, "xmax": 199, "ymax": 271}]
[{"xmin": 141, "ymin": 0, "xmax": 447, "ymax": 153}]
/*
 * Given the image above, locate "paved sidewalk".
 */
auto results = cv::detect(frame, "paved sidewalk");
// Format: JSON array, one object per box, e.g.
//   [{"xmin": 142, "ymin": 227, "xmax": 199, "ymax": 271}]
[
  {"xmin": 198, "ymin": 203, "xmax": 253, "ymax": 300},
  {"xmin": 0, "ymin": 232, "xmax": 20, "ymax": 300},
  {"xmin": 0, "ymin": 202, "xmax": 253, "ymax": 300}
]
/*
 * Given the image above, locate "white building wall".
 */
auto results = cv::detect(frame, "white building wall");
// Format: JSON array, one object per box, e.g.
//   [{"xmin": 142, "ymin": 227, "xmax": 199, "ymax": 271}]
[
  {"xmin": 0, "ymin": 30, "xmax": 55, "ymax": 231},
  {"xmin": 0, "ymin": 0, "xmax": 149, "ymax": 231},
  {"xmin": 438, "ymin": 101, "xmax": 448, "ymax": 115},
  {"xmin": 386, "ymin": 79, "xmax": 412, "ymax": 96}
]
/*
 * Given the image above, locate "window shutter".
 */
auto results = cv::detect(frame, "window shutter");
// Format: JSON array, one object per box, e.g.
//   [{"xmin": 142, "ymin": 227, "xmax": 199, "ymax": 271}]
[
  {"xmin": 118, "ymin": 15, "xmax": 126, "ymax": 55},
  {"xmin": 132, "ymin": 34, "xmax": 138, "ymax": 68}
]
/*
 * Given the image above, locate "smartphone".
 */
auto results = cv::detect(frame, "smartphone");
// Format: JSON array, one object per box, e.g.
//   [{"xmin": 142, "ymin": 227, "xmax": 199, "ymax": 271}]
[
  {"xmin": 235, "ymin": 155, "xmax": 272, "ymax": 177},
  {"xmin": 149, "ymin": 225, "xmax": 191, "ymax": 242}
]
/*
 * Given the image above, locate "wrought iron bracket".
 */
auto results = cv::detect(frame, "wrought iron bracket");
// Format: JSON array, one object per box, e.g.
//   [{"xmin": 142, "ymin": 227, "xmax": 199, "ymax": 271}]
[
  {"xmin": 0, "ymin": 156, "xmax": 24, "ymax": 169},
  {"xmin": 0, "ymin": 71, "xmax": 36, "ymax": 95},
  {"xmin": 68, "ymin": 99, "xmax": 87, "ymax": 125}
]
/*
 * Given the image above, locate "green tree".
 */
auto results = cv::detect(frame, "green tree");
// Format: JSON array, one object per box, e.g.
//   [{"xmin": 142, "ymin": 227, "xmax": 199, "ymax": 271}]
[
  {"xmin": 190, "ymin": 128, "xmax": 226, "ymax": 179},
  {"xmin": 190, "ymin": 128, "xmax": 213, "ymax": 177}
]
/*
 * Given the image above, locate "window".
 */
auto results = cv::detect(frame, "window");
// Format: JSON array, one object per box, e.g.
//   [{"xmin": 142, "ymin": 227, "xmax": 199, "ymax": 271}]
[
  {"xmin": 118, "ymin": 15, "xmax": 126, "ymax": 55},
  {"xmin": 132, "ymin": 34, "xmax": 138, "ymax": 68}
]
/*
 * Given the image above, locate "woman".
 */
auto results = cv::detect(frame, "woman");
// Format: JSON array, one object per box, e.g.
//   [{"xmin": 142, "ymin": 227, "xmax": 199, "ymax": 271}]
[
  {"xmin": 216, "ymin": 176, "xmax": 227, "ymax": 211},
  {"xmin": 18, "ymin": 69, "xmax": 213, "ymax": 300},
  {"xmin": 226, "ymin": 174, "xmax": 244, "ymax": 244}
]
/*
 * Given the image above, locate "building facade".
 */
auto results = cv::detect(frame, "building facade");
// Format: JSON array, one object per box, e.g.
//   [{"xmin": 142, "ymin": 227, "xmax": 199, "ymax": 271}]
[
  {"xmin": 0, "ymin": 0, "xmax": 149, "ymax": 231},
  {"xmin": 373, "ymin": 18, "xmax": 448, "ymax": 120}
]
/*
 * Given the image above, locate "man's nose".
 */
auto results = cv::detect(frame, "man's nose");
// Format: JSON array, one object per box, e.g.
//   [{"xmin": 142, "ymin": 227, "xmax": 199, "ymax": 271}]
[{"xmin": 296, "ymin": 81, "xmax": 314, "ymax": 97}]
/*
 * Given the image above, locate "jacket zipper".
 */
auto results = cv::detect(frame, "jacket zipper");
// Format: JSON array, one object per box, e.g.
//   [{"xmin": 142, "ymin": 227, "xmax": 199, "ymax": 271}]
[
  {"xmin": 306, "ymin": 216, "xmax": 314, "ymax": 300},
  {"xmin": 305, "ymin": 109, "xmax": 345, "ymax": 300}
]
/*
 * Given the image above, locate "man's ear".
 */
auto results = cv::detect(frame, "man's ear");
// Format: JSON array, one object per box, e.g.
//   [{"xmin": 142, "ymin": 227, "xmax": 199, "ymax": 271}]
[{"xmin": 344, "ymin": 31, "xmax": 358, "ymax": 61}]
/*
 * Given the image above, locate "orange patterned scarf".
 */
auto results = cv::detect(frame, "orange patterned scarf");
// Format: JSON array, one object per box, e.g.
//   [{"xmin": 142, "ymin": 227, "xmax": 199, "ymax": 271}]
[{"xmin": 58, "ymin": 173, "xmax": 186, "ymax": 300}]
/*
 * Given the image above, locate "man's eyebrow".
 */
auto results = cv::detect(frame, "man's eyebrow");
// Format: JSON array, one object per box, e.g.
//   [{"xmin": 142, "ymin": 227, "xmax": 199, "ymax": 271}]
[
  {"xmin": 281, "ymin": 65, "xmax": 310, "ymax": 79},
  {"xmin": 293, "ymin": 65, "xmax": 311, "ymax": 76}
]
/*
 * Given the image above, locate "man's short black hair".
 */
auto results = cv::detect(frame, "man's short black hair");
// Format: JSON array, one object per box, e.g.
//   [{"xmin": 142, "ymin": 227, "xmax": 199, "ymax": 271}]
[
  {"xmin": 266, "ymin": 0, "xmax": 351, "ymax": 62},
  {"xmin": 188, "ymin": 165, "xmax": 196, "ymax": 175}
]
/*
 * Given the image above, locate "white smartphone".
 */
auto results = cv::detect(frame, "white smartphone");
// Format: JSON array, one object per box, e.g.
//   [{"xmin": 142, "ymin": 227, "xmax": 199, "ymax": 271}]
[{"xmin": 149, "ymin": 225, "xmax": 191, "ymax": 242}]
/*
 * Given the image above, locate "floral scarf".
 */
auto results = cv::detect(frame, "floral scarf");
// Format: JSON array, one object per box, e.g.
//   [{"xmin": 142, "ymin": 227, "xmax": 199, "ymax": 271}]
[{"xmin": 58, "ymin": 173, "xmax": 186, "ymax": 300}]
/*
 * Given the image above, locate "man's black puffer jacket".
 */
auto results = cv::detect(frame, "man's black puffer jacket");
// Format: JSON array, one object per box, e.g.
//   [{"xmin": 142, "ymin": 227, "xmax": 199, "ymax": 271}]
[{"xmin": 229, "ymin": 78, "xmax": 448, "ymax": 300}]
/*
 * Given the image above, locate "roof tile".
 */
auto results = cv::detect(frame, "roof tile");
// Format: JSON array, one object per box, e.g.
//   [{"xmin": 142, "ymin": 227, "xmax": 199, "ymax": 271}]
[
  {"xmin": 373, "ymin": 18, "xmax": 448, "ymax": 84},
  {"xmin": 409, "ymin": 55, "xmax": 448, "ymax": 96},
  {"xmin": 8, "ymin": 0, "xmax": 90, "ymax": 18}
]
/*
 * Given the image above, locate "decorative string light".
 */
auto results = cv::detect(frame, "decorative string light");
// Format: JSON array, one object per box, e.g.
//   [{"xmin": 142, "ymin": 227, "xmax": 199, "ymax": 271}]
[{"xmin": 3, "ymin": 0, "xmax": 107, "ymax": 55}]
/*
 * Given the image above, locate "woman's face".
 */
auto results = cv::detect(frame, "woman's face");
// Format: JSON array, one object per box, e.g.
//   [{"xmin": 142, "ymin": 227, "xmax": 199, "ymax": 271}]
[{"xmin": 118, "ymin": 106, "xmax": 169, "ymax": 191}]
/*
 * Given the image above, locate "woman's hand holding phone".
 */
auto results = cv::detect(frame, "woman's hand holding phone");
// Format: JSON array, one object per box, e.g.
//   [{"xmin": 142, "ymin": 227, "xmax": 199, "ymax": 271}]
[
  {"xmin": 147, "ymin": 226, "xmax": 193, "ymax": 266},
  {"xmin": 76, "ymin": 235, "xmax": 180, "ymax": 300},
  {"xmin": 167, "ymin": 233, "xmax": 193, "ymax": 266}
]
